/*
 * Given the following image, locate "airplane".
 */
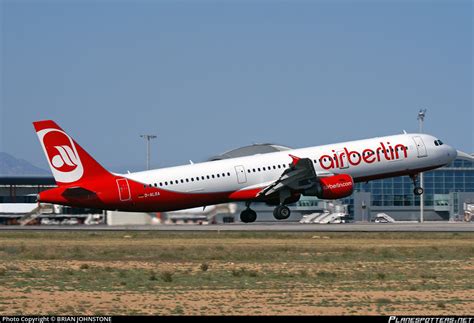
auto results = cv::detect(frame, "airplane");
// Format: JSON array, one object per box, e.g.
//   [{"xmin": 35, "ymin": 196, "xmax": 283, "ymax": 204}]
[{"xmin": 33, "ymin": 120, "xmax": 457, "ymax": 223}]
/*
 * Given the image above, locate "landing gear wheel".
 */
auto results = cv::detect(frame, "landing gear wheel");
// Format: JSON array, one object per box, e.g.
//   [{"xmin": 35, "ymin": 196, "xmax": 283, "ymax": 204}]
[
  {"xmin": 240, "ymin": 209, "xmax": 257, "ymax": 223},
  {"xmin": 273, "ymin": 205, "xmax": 291, "ymax": 220},
  {"xmin": 410, "ymin": 174, "xmax": 424, "ymax": 196},
  {"xmin": 414, "ymin": 187, "xmax": 424, "ymax": 196}
]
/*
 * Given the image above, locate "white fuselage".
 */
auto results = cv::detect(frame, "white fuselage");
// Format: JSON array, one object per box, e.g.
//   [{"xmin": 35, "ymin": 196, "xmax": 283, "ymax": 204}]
[{"xmin": 123, "ymin": 133, "xmax": 457, "ymax": 196}]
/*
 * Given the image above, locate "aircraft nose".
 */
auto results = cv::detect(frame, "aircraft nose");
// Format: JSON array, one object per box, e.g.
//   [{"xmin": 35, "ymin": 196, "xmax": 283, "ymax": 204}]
[{"xmin": 446, "ymin": 145, "xmax": 457, "ymax": 162}]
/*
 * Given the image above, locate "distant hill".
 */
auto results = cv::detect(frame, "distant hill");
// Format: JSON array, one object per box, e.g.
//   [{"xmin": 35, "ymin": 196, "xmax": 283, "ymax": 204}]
[{"xmin": 0, "ymin": 152, "xmax": 51, "ymax": 176}]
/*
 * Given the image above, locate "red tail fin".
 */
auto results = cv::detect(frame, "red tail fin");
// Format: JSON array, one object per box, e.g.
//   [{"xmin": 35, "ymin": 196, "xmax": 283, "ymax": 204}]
[{"xmin": 33, "ymin": 120, "xmax": 111, "ymax": 186}]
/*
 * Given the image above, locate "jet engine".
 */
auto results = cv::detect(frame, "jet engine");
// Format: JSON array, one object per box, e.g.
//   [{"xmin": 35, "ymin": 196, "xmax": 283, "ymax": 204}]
[{"xmin": 303, "ymin": 174, "xmax": 354, "ymax": 199}]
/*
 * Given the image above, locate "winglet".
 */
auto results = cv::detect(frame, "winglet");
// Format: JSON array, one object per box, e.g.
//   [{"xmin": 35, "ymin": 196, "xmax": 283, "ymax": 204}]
[{"xmin": 289, "ymin": 154, "xmax": 301, "ymax": 167}]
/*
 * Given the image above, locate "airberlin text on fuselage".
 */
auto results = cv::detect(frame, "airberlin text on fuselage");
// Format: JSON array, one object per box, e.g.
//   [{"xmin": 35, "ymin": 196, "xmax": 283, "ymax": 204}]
[
  {"xmin": 319, "ymin": 142, "xmax": 408, "ymax": 170},
  {"xmin": 322, "ymin": 181, "xmax": 352, "ymax": 191}
]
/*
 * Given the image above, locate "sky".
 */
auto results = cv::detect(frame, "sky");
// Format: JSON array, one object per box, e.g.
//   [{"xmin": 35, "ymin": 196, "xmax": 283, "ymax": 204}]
[{"xmin": 1, "ymin": 0, "xmax": 472, "ymax": 173}]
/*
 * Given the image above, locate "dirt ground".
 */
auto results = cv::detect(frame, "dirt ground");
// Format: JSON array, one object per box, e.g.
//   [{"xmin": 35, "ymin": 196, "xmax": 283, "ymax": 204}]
[
  {"xmin": 1, "ymin": 259, "xmax": 472, "ymax": 315},
  {"xmin": 2, "ymin": 286, "xmax": 472, "ymax": 315},
  {"xmin": 0, "ymin": 232, "xmax": 472, "ymax": 315}
]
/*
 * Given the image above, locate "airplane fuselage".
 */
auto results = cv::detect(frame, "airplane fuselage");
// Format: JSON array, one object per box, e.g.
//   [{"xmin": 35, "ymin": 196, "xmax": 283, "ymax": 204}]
[
  {"xmin": 33, "ymin": 120, "xmax": 457, "ymax": 220},
  {"xmin": 119, "ymin": 133, "xmax": 456, "ymax": 211}
]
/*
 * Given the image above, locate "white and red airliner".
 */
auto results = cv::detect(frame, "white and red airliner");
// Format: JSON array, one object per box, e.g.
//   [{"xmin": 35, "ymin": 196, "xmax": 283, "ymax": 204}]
[{"xmin": 34, "ymin": 120, "xmax": 457, "ymax": 222}]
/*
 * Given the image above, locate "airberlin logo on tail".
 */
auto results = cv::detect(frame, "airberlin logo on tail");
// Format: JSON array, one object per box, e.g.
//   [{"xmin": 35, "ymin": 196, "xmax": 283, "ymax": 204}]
[
  {"xmin": 51, "ymin": 145, "xmax": 79, "ymax": 169},
  {"xmin": 36, "ymin": 128, "xmax": 84, "ymax": 183}
]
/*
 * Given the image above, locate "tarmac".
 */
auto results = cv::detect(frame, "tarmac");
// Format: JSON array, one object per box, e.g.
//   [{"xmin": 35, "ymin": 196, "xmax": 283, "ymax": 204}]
[{"xmin": 0, "ymin": 222, "xmax": 473, "ymax": 232}]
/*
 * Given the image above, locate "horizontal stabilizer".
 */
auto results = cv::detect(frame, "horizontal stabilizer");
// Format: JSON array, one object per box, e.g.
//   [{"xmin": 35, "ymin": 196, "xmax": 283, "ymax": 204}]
[{"xmin": 61, "ymin": 187, "xmax": 97, "ymax": 200}]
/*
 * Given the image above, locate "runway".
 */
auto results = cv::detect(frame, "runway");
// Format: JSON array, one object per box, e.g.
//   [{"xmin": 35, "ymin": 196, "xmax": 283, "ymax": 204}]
[{"xmin": 0, "ymin": 222, "xmax": 473, "ymax": 232}]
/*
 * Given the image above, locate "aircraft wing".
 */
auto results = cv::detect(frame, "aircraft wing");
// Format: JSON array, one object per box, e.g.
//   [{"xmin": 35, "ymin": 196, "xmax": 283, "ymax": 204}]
[{"xmin": 257, "ymin": 154, "xmax": 332, "ymax": 197}]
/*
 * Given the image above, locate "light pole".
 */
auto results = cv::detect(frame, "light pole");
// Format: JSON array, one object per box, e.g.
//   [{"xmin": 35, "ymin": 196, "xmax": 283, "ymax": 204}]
[
  {"xmin": 140, "ymin": 134, "xmax": 157, "ymax": 170},
  {"xmin": 417, "ymin": 109, "xmax": 427, "ymax": 223}
]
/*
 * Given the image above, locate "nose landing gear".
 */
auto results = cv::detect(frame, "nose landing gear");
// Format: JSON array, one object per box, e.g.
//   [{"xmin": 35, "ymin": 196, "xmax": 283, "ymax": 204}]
[
  {"xmin": 414, "ymin": 186, "xmax": 424, "ymax": 196},
  {"xmin": 410, "ymin": 174, "xmax": 424, "ymax": 196}
]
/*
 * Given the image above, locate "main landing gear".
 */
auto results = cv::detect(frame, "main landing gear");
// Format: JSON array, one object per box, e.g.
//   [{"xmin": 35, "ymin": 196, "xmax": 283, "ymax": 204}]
[
  {"xmin": 240, "ymin": 198, "xmax": 292, "ymax": 223},
  {"xmin": 272, "ymin": 189, "xmax": 292, "ymax": 220},
  {"xmin": 240, "ymin": 201, "xmax": 257, "ymax": 223},
  {"xmin": 410, "ymin": 174, "xmax": 424, "ymax": 196},
  {"xmin": 273, "ymin": 205, "xmax": 291, "ymax": 220}
]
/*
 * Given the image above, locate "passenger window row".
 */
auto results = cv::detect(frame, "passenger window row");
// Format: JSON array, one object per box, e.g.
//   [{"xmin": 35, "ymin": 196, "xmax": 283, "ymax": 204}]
[
  {"xmin": 145, "ymin": 171, "xmax": 232, "ymax": 188},
  {"xmin": 247, "ymin": 164, "xmax": 291, "ymax": 173}
]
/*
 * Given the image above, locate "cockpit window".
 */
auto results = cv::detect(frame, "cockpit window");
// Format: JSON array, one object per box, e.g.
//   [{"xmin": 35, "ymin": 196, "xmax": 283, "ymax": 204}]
[
  {"xmin": 438, "ymin": 140, "xmax": 443, "ymax": 145},
  {"xmin": 434, "ymin": 140, "xmax": 439, "ymax": 146},
  {"xmin": 434, "ymin": 139, "xmax": 444, "ymax": 146}
]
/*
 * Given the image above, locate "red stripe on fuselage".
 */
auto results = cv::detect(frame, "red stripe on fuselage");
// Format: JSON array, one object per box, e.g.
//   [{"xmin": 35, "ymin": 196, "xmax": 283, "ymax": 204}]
[{"xmin": 38, "ymin": 174, "xmax": 266, "ymax": 212}]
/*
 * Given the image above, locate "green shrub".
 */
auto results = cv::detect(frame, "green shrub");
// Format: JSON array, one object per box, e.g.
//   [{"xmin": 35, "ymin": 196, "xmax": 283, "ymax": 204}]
[
  {"xmin": 149, "ymin": 272, "xmax": 158, "ymax": 281},
  {"xmin": 200, "ymin": 263, "xmax": 209, "ymax": 272},
  {"xmin": 231, "ymin": 268, "xmax": 243, "ymax": 277},
  {"xmin": 160, "ymin": 271, "xmax": 173, "ymax": 282}
]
